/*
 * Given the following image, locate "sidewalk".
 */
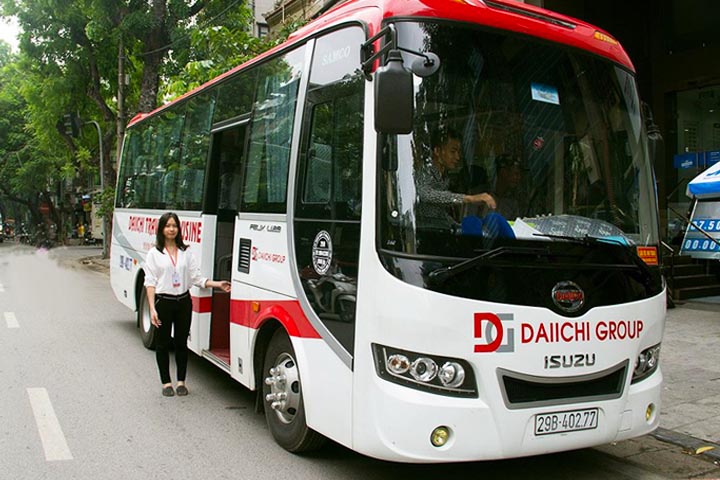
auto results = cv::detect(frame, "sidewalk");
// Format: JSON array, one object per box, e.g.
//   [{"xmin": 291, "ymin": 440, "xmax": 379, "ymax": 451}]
[
  {"xmin": 78, "ymin": 251, "xmax": 110, "ymax": 275},
  {"xmin": 653, "ymin": 299, "xmax": 720, "ymax": 452}
]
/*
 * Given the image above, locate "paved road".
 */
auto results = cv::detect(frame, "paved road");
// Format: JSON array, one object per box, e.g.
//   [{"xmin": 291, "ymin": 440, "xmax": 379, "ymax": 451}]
[{"xmin": 0, "ymin": 243, "xmax": 717, "ymax": 479}]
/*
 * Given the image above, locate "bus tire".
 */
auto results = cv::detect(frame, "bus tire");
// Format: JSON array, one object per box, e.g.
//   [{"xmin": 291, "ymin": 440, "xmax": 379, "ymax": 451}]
[
  {"xmin": 262, "ymin": 329, "xmax": 325, "ymax": 453},
  {"xmin": 138, "ymin": 288, "xmax": 157, "ymax": 350}
]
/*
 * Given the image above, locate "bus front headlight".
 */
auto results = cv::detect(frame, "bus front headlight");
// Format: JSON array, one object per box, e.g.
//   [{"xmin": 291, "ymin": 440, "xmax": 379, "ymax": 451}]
[
  {"xmin": 372, "ymin": 344, "xmax": 478, "ymax": 398},
  {"xmin": 438, "ymin": 362, "xmax": 466, "ymax": 388},
  {"xmin": 632, "ymin": 343, "xmax": 661, "ymax": 384},
  {"xmin": 410, "ymin": 357, "xmax": 438, "ymax": 382}
]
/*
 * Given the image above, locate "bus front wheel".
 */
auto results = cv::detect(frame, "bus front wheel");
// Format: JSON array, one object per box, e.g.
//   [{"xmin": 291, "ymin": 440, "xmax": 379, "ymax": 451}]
[
  {"xmin": 262, "ymin": 329, "xmax": 325, "ymax": 452},
  {"xmin": 138, "ymin": 288, "xmax": 157, "ymax": 350}
]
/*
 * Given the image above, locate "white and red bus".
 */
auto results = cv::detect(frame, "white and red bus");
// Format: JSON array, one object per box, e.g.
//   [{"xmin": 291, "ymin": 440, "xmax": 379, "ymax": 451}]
[{"xmin": 111, "ymin": 0, "xmax": 665, "ymax": 462}]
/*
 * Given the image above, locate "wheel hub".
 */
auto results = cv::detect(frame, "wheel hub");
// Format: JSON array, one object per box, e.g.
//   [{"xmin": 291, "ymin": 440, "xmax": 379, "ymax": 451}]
[{"xmin": 264, "ymin": 353, "xmax": 301, "ymax": 424}]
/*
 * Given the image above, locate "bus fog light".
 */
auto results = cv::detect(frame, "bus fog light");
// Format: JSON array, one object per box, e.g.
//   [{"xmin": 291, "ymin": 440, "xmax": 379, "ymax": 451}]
[
  {"xmin": 410, "ymin": 357, "xmax": 438, "ymax": 382},
  {"xmin": 431, "ymin": 426, "xmax": 450, "ymax": 447},
  {"xmin": 646, "ymin": 403, "xmax": 655, "ymax": 422},
  {"xmin": 387, "ymin": 354, "xmax": 411, "ymax": 375},
  {"xmin": 438, "ymin": 362, "xmax": 465, "ymax": 388}
]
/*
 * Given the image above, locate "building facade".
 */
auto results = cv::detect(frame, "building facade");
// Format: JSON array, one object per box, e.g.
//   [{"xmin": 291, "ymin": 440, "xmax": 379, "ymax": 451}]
[
  {"xmin": 250, "ymin": 0, "xmax": 276, "ymax": 37},
  {"xmin": 264, "ymin": 0, "xmax": 328, "ymax": 33}
]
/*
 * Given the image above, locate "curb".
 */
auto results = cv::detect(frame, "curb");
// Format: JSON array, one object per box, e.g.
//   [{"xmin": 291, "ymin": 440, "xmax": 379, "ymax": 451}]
[
  {"xmin": 78, "ymin": 255, "xmax": 110, "ymax": 275},
  {"xmin": 652, "ymin": 427, "xmax": 720, "ymax": 463}
]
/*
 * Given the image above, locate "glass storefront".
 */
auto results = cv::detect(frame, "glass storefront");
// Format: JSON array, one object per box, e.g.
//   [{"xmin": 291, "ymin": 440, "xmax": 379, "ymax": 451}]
[{"xmin": 667, "ymin": 85, "xmax": 720, "ymax": 243}]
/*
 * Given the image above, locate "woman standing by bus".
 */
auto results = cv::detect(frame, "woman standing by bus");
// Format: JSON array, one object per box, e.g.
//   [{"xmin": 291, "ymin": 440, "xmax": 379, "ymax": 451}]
[{"xmin": 144, "ymin": 212, "xmax": 231, "ymax": 397}]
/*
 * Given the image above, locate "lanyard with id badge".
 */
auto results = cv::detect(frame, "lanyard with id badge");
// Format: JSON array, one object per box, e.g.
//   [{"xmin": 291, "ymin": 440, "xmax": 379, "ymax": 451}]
[{"xmin": 168, "ymin": 249, "xmax": 181, "ymax": 288}]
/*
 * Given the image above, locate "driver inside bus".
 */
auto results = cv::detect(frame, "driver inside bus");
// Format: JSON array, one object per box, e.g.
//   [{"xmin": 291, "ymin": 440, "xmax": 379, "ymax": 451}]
[
  {"xmin": 415, "ymin": 129, "xmax": 514, "ymax": 239},
  {"xmin": 415, "ymin": 129, "xmax": 495, "ymax": 229}
]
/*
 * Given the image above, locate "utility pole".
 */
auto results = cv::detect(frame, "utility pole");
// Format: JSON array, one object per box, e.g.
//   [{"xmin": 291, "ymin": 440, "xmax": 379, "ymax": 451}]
[
  {"xmin": 61, "ymin": 112, "xmax": 108, "ymax": 256},
  {"xmin": 85, "ymin": 120, "xmax": 107, "ymax": 258},
  {"xmin": 109, "ymin": 34, "xmax": 126, "ymax": 260}
]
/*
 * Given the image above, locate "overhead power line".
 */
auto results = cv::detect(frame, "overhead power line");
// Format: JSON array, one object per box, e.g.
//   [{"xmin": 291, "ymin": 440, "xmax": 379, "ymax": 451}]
[{"xmin": 138, "ymin": 0, "xmax": 245, "ymax": 57}]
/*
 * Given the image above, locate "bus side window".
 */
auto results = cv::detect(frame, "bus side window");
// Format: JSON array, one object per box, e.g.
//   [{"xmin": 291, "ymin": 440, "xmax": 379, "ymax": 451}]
[
  {"xmin": 177, "ymin": 92, "xmax": 215, "ymax": 211},
  {"xmin": 216, "ymin": 125, "xmax": 248, "ymax": 213},
  {"xmin": 117, "ymin": 128, "xmax": 149, "ymax": 208},
  {"xmin": 215, "ymin": 70, "xmax": 256, "ymax": 125},
  {"xmin": 297, "ymin": 82, "xmax": 364, "ymax": 221},
  {"xmin": 304, "ymin": 143, "xmax": 332, "ymax": 204},
  {"xmin": 241, "ymin": 46, "xmax": 306, "ymax": 213},
  {"xmin": 162, "ymin": 169, "xmax": 178, "ymax": 207}
]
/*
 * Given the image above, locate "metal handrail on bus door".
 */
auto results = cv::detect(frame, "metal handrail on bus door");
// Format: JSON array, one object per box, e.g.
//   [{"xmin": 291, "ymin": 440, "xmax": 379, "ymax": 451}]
[{"xmin": 660, "ymin": 240, "xmax": 676, "ymax": 308}]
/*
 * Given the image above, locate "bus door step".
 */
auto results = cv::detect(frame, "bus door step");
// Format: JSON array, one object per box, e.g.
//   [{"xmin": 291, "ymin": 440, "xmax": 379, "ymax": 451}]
[{"xmin": 202, "ymin": 349, "xmax": 231, "ymax": 374}]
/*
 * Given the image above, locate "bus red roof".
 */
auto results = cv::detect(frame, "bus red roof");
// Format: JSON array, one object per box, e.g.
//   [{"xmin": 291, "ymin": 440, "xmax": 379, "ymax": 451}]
[
  {"xmin": 293, "ymin": 0, "xmax": 632, "ymax": 69},
  {"xmin": 128, "ymin": 0, "xmax": 632, "ymax": 128}
]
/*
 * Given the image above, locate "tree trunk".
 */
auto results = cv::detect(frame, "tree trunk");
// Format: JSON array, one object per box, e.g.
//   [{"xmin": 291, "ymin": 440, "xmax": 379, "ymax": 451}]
[{"xmin": 137, "ymin": 0, "xmax": 169, "ymax": 113}]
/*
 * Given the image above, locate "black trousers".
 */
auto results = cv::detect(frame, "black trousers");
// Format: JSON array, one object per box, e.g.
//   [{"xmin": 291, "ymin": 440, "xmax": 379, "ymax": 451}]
[{"xmin": 154, "ymin": 293, "xmax": 192, "ymax": 384}]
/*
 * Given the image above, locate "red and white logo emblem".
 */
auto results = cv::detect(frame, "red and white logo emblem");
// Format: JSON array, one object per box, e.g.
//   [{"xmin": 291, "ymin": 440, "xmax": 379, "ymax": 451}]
[{"xmin": 551, "ymin": 281, "xmax": 585, "ymax": 313}]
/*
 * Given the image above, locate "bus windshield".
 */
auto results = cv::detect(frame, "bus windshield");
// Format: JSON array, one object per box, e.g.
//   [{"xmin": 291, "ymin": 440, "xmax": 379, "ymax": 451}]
[{"xmin": 379, "ymin": 21, "xmax": 659, "ymax": 258}]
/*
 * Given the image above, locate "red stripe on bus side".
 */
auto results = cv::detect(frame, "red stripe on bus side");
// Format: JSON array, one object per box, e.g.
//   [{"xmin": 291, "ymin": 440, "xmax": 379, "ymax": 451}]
[
  {"xmin": 192, "ymin": 296, "xmax": 213, "ymax": 313},
  {"xmin": 229, "ymin": 299, "xmax": 321, "ymax": 339}
]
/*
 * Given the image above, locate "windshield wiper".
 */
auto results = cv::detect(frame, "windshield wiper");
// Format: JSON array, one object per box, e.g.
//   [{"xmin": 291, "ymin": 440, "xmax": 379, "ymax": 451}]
[
  {"xmin": 427, "ymin": 235, "xmax": 655, "ymax": 287},
  {"xmin": 532, "ymin": 232, "xmax": 627, "ymax": 246},
  {"xmin": 427, "ymin": 246, "xmax": 548, "ymax": 286},
  {"xmin": 532, "ymin": 233, "xmax": 654, "ymax": 284}
]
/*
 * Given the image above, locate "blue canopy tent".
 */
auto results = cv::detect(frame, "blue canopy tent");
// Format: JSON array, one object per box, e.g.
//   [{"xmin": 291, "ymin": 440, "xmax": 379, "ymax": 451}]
[
  {"xmin": 682, "ymin": 161, "xmax": 720, "ymax": 259},
  {"xmin": 686, "ymin": 160, "xmax": 720, "ymax": 199}
]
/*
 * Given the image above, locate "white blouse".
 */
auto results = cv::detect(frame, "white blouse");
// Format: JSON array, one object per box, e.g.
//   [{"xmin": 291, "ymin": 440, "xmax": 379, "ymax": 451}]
[{"xmin": 143, "ymin": 246, "xmax": 208, "ymax": 295}]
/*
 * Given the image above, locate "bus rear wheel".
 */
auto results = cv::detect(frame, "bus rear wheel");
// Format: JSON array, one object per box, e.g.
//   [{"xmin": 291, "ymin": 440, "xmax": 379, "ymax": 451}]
[
  {"xmin": 262, "ymin": 329, "xmax": 325, "ymax": 452},
  {"xmin": 138, "ymin": 288, "xmax": 157, "ymax": 349}
]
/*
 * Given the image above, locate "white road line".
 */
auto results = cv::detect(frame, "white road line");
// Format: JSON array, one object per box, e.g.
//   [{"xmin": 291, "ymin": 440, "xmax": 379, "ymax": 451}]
[
  {"xmin": 26, "ymin": 388, "xmax": 73, "ymax": 461},
  {"xmin": 0, "ymin": 283, "xmax": 5, "ymax": 292},
  {"xmin": 4, "ymin": 312, "xmax": 19, "ymax": 328}
]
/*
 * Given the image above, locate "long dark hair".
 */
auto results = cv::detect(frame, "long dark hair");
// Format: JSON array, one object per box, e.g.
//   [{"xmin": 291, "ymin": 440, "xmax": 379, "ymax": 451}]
[{"xmin": 156, "ymin": 212, "xmax": 188, "ymax": 252}]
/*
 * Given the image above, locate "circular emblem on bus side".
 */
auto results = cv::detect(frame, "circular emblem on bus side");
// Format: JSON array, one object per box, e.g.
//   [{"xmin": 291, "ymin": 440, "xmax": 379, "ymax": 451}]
[
  {"xmin": 551, "ymin": 281, "xmax": 585, "ymax": 313},
  {"xmin": 312, "ymin": 230, "xmax": 333, "ymax": 275}
]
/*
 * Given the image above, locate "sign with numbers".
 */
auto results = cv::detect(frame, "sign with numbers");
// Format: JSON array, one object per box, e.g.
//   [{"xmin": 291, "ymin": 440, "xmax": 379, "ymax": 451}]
[{"xmin": 681, "ymin": 200, "xmax": 720, "ymax": 259}]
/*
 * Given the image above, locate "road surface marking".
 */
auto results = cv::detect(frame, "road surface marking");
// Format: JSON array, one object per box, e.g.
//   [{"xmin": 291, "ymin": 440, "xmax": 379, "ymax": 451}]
[
  {"xmin": 0, "ymin": 283, "xmax": 5, "ymax": 292},
  {"xmin": 4, "ymin": 312, "xmax": 18, "ymax": 328},
  {"xmin": 27, "ymin": 388, "xmax": 73, "ymax": 461}
]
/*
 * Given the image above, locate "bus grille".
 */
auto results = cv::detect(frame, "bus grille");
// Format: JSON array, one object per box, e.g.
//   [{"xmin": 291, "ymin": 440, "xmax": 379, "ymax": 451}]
[{"xmin": 497, "ymin": 361, "xmax": 627, "ymax": 409}]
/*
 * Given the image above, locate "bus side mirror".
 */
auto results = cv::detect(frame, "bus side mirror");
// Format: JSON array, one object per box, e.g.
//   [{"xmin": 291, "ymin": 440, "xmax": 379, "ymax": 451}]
[{"xmin": 374, "ymin": 50, "xmax": 413, "ymax": 135}]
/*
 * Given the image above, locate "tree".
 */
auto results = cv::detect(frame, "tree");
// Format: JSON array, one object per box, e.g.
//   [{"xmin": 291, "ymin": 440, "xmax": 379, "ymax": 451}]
[
  {"xmin": 0, "ymin": 0, "xmax": 303, "ymax": 249},
  {"xmin": 161, "ymin": 3, "xmax": 274, "ymax": 100}
]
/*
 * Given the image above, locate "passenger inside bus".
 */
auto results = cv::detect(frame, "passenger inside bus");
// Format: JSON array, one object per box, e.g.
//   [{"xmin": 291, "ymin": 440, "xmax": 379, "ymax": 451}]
[{"xmin": 492, "ymin": 154, "xmax": 527, "ymax": 220}]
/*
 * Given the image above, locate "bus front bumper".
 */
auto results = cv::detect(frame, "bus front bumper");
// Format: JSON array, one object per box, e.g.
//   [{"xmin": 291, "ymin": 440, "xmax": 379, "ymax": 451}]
[{"xmin": 352, "ymin": 368, "xmax": 662, "ymax": 463}]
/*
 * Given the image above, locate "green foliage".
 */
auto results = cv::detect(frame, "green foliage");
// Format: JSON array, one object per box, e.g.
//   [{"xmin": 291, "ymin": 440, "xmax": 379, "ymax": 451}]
[
  {"xmin": 158, "ymin": 2, "xmax": 304, "ymax": 101},
  {"xmin": 96, "ymin": 185, "xmax": 115, "ymax": 218},
  {"xmin": 0, "ymin": 0, "xmax": 309, "ymax": 229}
]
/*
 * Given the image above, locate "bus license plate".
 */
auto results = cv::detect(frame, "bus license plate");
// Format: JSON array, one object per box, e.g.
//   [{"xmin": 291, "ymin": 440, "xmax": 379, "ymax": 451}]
[{"xmin": 534, "ymin": 408, "xmax": 598, "ymax": 436}]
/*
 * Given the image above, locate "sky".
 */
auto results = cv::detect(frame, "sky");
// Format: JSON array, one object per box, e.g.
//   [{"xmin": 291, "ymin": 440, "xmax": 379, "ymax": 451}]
[{"xmin": 0, "ymin": 17, "xmax": 20, "ymax": 51}]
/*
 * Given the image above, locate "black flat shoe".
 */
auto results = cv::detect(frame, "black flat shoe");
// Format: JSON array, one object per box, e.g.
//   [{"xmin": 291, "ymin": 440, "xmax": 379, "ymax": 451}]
[
  {"xmin": 176, "ymin": 385, "xmax": 188, "ymax": 396},
  {"xmin": 162, "ymin": 386, "xmax": 175, "ymax": 397}
]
